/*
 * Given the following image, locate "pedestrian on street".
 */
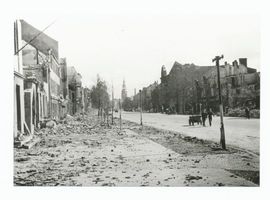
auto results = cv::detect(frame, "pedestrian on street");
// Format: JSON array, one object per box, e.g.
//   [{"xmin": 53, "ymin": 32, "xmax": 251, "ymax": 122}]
[
  {"xmin": 245, "ymin": 107, "xmax": 250, "ymax": 119},
  {"xmin": 208, "ymin": 108, "xmax": 214, "ymax": 126},
  {"xmin": 201, "ymin": 108, "xmax": 207, "ymax": 127}
]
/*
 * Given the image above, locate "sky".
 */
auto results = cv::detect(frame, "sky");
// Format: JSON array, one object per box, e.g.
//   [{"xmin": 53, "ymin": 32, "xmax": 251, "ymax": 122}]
[{"xmin": 21, "ymin": 13, "xmax": 260, "ymax": 98}]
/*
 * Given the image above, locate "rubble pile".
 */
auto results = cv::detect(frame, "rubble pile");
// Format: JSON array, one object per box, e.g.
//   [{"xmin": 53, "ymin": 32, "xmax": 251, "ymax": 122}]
[
  {"xmin": 14, "ymin": 113, "xmax": 123, "ymax": 186},
  {"xmin": 37, "ymin": 114, "xmax": 106, "ymax": 137}
]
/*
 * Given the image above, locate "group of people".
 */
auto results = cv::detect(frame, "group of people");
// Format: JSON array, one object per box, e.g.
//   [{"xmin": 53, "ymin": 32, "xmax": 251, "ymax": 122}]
[
  {"xmin": 201, "ymin": 108, "xmax": 214, "ymax": 127},
  {"xmin": 200, "ymin": 106, "xmax": 251, "ymax": 127}
]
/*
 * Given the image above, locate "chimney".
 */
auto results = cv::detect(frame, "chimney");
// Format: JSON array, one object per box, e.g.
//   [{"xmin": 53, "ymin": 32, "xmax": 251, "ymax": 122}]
[
  {"xmin": 232, "ymin": 60, "xmax": 238, "ymax": 67},
  {"xmin": 239, "ymin": 58, "xmax": 247, "ymax": 67}
]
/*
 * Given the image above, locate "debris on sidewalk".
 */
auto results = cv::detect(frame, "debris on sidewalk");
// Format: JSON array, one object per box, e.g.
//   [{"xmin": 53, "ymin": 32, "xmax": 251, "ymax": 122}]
[{"xmin": 14, "ymin": 113, "xmax": 259, "ymax": 186}]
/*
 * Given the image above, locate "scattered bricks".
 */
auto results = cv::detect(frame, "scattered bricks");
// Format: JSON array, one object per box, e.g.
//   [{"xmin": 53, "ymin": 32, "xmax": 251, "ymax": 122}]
[
  {"xmin": 21, "ymin": 138, "xmax": 41, "ymax": 149},
  {"xmin": 26, "ymin": 169, "xmax": 37, "ymax": 173},
  {"xmin": 15, "ymin": 157, "xmax": 30, "ymax": 162},
  {"xmin": 185, "ymin": 174, "xmax": 203, "ymax": 181},
  {"xmin": 46, "ymin": 120, "xmax": 56, "ymax": 129},
  {"xmin": 215, "ymin": 182, "xmax": 225, "ymax": 186}
]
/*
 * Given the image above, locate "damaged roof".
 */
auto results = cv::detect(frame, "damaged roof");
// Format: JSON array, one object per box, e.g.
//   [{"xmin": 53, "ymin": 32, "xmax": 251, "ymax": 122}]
[{"xmin": 20, "ymin": 19, "xmax": 59, "ymax": 60}]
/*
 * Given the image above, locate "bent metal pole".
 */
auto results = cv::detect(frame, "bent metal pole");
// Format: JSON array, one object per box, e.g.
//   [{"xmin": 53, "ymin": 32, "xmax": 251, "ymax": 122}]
[{"xmin": 212, "ymin": 55, "xmax": 226, "ymax": 150}]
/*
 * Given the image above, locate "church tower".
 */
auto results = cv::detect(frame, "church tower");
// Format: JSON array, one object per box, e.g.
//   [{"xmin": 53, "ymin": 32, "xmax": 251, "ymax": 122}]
[{"xmin": 121, "ymin": 79, "xmax": 127, "ymax": 101}]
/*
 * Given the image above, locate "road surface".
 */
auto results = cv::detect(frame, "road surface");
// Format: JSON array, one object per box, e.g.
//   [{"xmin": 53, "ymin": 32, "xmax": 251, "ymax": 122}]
[
  {"xmin": 14, "ymin": 114, "xmax": 258, "ymax": 186},
  {"xmin": 120, "ymin": 112, "xmax": 260, "ymax": 154}
]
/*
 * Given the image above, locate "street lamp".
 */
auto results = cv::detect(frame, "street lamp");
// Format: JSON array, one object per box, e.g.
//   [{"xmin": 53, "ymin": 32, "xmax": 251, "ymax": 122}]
[{"xmin": 212, "ymin": 55, "xmax": 226, "ymax": 150}]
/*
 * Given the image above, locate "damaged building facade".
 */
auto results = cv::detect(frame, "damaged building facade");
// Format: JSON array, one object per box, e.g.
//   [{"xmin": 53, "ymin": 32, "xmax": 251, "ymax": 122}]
[
  {"xmin": 196, "ymin": 58, "xmax": 260, "ymax": 113},
  {"xmin": 13, "ymin": 19, "xmax": 91, "ymax": 140},
  {"xmin": 145, "ymin": 59, "xmax": 260, "ymax": 114},
  {"xmin": 67, "ymin": 66, "xmax": 83, "ymax": 115}
]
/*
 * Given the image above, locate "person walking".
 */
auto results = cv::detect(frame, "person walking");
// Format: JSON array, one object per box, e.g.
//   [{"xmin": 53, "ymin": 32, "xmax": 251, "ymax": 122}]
[
  {"xmin": 245, "ymin": 107, "xmax": 250, "ymax": 119},
  {"xmin": 201, "ymin": 108, "xmax": 207, "ymax": 127},
  {"xmin": 208, "ymin": 108, "xmax": 214, "ymax": 126}
]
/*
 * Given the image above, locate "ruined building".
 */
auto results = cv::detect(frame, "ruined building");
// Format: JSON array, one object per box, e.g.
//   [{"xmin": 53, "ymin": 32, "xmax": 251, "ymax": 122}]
[
  {"xmin": 148, "ymin": 59, "xmax": 260, "ymax": 114},
  {"xmin": 67, "ymin": 66, "xmax": 84, "ymax": 115},
  {"xmin": 197, "ymin": 58, "xmax": 260, "ymax": 113},
  {"xmin": 14, "ymin": 19, "xmax": 62, "ymax": 137},
  {"xmin": 14, "ymin": 20, "xmax": 25, "ymax": 138},
  {"xmin": 13, "ymin": 19, "xmax": 91, "ymax": 140}
]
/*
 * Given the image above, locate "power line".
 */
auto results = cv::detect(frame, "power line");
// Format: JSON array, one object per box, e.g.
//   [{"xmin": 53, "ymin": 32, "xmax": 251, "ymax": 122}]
[{"xmin": 14, "ymin": 19, "xmax": 57, "ymax": 55}]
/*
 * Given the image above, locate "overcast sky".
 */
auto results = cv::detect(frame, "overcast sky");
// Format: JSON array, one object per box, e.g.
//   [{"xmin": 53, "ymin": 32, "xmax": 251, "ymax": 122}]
[{"xmin": 22, "ymin": 14, "xmax": 260, "ymax": 98}]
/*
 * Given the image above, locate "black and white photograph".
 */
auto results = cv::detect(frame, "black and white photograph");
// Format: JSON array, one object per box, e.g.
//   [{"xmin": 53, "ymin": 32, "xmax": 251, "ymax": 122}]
[{"xmin": 1, "ymin": 0, "xmax": 270, "ymax": 199}]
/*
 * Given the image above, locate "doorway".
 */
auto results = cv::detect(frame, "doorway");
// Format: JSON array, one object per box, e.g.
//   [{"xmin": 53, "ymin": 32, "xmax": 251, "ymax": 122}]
[{"xmin": 16, "ymin": 85, "xmax": 21, "ymax": 131}]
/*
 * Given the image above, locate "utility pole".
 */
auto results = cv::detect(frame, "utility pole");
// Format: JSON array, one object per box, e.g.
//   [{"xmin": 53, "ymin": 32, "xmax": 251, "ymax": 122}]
[
  {"xmin": 111, "ymin": 84, "xmax": 114, "ymax": 125},
  {"xmin": 212, "ymin": 55, "xmax": 226, "ymax": 150},
  {"xmin": 139, "ymin": 89, "xmax": 143, "ymax": 126},
  {"xmin": 106, "ymin": 107, "xmax": 109, "ymax": 127},
  {"xmin": 119, "ymin": 99, "xmax": 122, "ymax": 131},
  {"xmin": 47, "ymin": 49, "xmax": 52, "ymax": 118}
]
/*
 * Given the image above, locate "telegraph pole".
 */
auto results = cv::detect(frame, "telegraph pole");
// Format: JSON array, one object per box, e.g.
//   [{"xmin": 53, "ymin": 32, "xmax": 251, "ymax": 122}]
[
  {"xmin": 139, "ymin": 89, "xmax": 143, "ymax": 126},
  {"xmin": 47, "ymin": 49, "xmax": 52, "ymax": 118},
  {"xmin": 119, "ymin": 99, "xmax": 122, "ymax": 131},
  {"xmin": 212, "ymin": 55, "xmax": 226, "ymax": 150},
  {"xmin": 111, "ymin": 84, "xmax": 114, "ymax": 125}
]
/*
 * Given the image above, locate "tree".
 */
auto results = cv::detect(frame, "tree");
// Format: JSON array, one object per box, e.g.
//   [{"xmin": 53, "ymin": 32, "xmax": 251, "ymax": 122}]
[
  {"xmin": 122, "ymin": 97, "xmax": 133, "ymax": 111},
  {"xmin": 90, "ymin": 75, "xmax": 110, "ymax": 115}
]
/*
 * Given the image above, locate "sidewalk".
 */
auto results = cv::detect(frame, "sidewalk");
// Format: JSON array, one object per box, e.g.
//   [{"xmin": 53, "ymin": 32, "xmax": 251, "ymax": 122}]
[{"xmin": 14, "ymin": 115, "xmax": 258, "ymax": 186}]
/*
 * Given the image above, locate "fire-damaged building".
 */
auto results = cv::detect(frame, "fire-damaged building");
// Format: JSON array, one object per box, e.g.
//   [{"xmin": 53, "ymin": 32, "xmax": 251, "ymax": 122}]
[
  {"xmin": 14, "ymin": 19, "xmax": 92, "ymax": 140},
  {"xmin": 67, "ymin": 66, "xmax": 84, "ymax": 115},
  {"xmin": 195, "ymin": 58, "xmax": 260, "ymax": 113},
  {"xmin": 14, "ymin": 19, "xmax": 63, "ymax": 137},
  {"xmin": 14, "ymin": 19, "xmax": 85, "ymax": 140},
  {"xmin": 149, "ymin": 58, "xmax": 260, "ymax": 114}
]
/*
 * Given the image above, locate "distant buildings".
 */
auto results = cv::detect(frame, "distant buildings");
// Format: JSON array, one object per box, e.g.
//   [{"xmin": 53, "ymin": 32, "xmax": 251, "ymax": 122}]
[
  {"xmin": 134, "ymin": 58, "xmax": 260, "ymax": 114},
  {"xmin": 133, "ymin": 82, "xmax": 159, "ymax": 112},
  {"xmin": 13, "ymin": 19, "xmax": 91, "ymax": 139}
]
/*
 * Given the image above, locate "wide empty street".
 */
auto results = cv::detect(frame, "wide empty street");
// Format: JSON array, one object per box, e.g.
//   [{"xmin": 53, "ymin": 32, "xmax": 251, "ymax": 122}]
[{"xmin": 120, "ymin": 112, "xmax": 260, "ymax": 154}]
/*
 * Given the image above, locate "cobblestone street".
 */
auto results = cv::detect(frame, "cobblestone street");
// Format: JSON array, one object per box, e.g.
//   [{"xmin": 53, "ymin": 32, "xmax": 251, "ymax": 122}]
[{"xmin": 14, "ymin": 113, "xmax": 259, "ymax": 186}]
